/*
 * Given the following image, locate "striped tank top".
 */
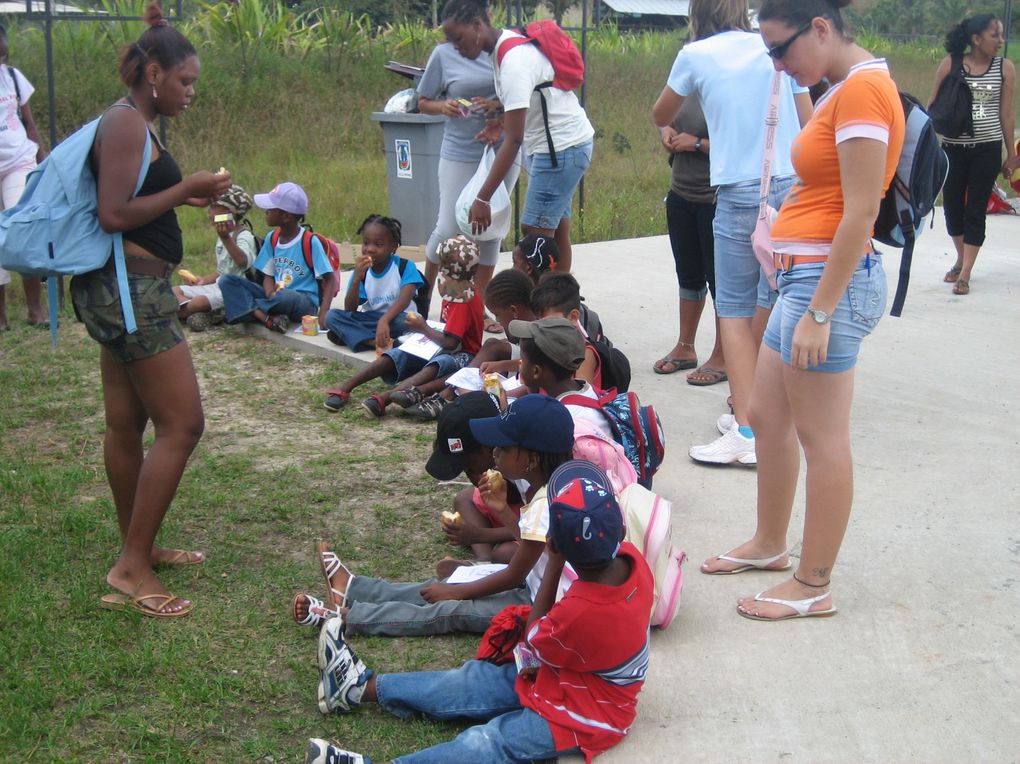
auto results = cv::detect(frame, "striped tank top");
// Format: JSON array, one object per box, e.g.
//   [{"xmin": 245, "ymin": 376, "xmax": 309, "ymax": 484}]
[{"xmin": 943, "ymin": 56, "xmax": 1003, "ymax": 145}]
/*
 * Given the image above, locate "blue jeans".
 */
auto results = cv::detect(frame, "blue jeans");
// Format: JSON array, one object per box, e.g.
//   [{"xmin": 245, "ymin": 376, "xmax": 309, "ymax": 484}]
[
  {"xmin": 345, "ymin": 576, "xmax": 531, "ymax": 637},
  {"xmin": 218, "ymin": 274, "xmax": 316, "ymax": 324},
  {"xmin": 763, "ymin": 254, "xmax": 887, "ymax": 373},
  {"xmin": 713, "ymin": 176, "xmax": 794, "ymax": 318},
  {"xmin": 381, "ymin": 348, "xmax": 471, "ymax": 385},
  {"xmin": 374, "ymin": 660, "xmax": 577, "ymax": 764},
  {"xmin": 324, "ymin": 308, "xmax": 410, "ymax": 351},
  {"xmin": 522, "ymin": 140, "xmax": 593, "ymax": 229}
]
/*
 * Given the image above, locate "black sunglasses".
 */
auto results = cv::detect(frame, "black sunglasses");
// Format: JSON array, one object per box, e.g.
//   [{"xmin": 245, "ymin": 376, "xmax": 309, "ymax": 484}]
[{"xmin": 767, "ymin": 21, "xmax": 813, "ymax": 60}]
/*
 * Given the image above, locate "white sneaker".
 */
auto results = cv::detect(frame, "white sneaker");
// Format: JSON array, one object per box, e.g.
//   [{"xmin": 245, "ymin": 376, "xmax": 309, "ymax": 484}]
[
  {"xmin": 717, "ymin": 413, "xmax": 735, "ymax": 435},
  {"xmin": 690, "ymin": 425, "xmax": 757, "ymax": 466}
]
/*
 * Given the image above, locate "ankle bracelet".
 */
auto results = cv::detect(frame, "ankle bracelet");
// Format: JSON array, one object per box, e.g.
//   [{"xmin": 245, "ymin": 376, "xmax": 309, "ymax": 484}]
[
  {"xmin": 677, "ymin": 340, "xmax": 695, "ymax": 349},
  {"xmin": 793, "ymin": 573, "xmax": 829, "ymax": 588}
]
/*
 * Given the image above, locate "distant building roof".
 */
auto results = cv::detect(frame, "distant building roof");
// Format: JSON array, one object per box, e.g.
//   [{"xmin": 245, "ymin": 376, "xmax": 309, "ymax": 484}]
[
  {"xmin": 602, "ymin": 0, "xmax": 690, "ymax": 16},
  {"xmin": 0, "ymin": 2, "xmax": 92, "ymax": 13}
]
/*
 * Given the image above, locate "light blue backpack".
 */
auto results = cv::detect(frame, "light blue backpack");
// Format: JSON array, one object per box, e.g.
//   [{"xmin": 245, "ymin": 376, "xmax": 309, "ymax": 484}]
[{"xmin": 0, "ymin": 102, "xmax": 151, "ymax": 344}]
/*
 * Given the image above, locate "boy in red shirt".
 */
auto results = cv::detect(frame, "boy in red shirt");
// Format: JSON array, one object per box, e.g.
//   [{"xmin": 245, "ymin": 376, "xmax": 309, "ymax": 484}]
[{"xmin": 304, "ymin": 460, "xmax": 653, "ymax": 764}]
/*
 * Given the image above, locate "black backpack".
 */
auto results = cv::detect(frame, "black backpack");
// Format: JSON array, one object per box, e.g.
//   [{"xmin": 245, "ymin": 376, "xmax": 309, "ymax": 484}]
[
  {"xmin": 928, "ymin": 55, "xmax": 973, "ymax": 139},
  {"xmin": 396, "ymin": 257, "xmax": 431, "ymax": 315},
  {"xmin": 590, "ymin": 336, "xmax": 631, "ymax": 393},
  {"xmin": 872, "ymin": 92, "xmax": 949, "ymax": 317}
]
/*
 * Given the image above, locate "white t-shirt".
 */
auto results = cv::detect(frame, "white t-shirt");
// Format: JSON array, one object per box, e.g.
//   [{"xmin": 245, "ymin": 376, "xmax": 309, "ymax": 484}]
[
  {"xmin": 558, "ymin": 382, "xmax": 613, "ymax": 440},
  {"xmin": 518, "ymin": 486, "xmax": 574, "ymax": 601},
  {"xmin": 493, "ymin": 30, "xmax": 594, "ymax": 156},
  {"xmin": 0, "ymin": 66, "xmax": 38, "ymax": 176},
  {"xmin": 665, "ymin": 31, "xmax": 807, "ymax": 187}
]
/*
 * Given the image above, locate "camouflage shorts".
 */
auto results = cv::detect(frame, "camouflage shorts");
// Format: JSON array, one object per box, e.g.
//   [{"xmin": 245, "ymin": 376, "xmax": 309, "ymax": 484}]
[{"xmin": 71, "ymin": 265, "xmax": 184, "ymax": 363}]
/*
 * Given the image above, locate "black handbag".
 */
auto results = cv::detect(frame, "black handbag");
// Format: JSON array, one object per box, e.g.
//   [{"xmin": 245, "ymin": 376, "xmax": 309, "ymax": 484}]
[{"xmin": 928, "ymin": 56, "xmax": 973, "ymax": 139}]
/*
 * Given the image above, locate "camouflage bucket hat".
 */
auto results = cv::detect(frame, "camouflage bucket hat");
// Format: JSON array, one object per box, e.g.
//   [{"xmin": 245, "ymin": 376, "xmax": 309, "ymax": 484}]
[
  {"xmin": 215, "ymin": 184, "xmax": 254, "ymax": 217},
  {"xmin": 437, "ymin": 235, "xmax": 480, "ymax": 303}
]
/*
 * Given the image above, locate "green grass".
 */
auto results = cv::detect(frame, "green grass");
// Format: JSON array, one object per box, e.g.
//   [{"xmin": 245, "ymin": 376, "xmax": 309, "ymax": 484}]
[{"xmin": 0, "ymin": 316, "xmax": 480, "ymax": 762}]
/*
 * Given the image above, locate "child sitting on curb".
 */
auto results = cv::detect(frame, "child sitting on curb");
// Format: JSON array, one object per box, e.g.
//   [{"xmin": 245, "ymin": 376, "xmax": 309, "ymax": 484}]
[
  {"xmin": 511, "ymin": 232, "xmax": 559, "ymax": 285},
  {"xmin": 323, "ymin": 236, "xmax": 484, "ymax": 416},
  {"xmin": 219, "ymin": 182, "xmax": 338, "ymax": 333},
  {"xmin": 304, "ymin": 459, "xmax": 654, "ymax": 764},
  {"xmin": 403, "ymin": 268, "xmax": 538, "ymax": 421},
  {"xmin": 291, "ymin": 394, "xmax": 574, "ymax": 638},
  {"xmin": 511, "ymin": 317, "xmax": 613, "ymax": 439},
  {"xmin": 531, "ymin": 272, "xmax": 611, "ymax": 385},
  {"xmin": 323, "ymin": 214, "xmax": 422, "ymax": 355},
  {"xmin": 173, "ymin": 184, "xmax": 257, "ymax": 332}
]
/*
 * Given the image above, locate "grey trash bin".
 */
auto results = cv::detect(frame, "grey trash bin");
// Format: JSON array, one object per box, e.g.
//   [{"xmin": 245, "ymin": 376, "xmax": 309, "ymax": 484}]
[{"xmin": 371, "ymin": 111, "xmax": 447, "ymax": 248}]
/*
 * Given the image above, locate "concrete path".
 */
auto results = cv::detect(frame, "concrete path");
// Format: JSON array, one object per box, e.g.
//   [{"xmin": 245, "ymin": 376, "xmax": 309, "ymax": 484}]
[{"xmin": 252, "ymin": 210, "xmax": 1019, "ymax": 762}]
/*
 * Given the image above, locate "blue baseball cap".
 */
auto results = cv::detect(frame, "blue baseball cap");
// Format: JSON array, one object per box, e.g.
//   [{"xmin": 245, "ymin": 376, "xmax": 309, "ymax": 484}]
[
  {"xmin": 547, "ymin": 460, "xmax": 624, "ymax": 569},
  {"xmin": 468, "ymin": 394, "xmax": 574, "ymax": 454}
]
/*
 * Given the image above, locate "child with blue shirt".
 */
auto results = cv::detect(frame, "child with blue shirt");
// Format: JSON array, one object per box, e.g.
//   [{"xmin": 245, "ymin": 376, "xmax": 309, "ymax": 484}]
[
  {"xmin": 324, "ymin": 214, "xmax": 423, "ymax": 353},
  {"xmin": 219, "ymin": 181, "xmax": 338, "ymax": 333}
]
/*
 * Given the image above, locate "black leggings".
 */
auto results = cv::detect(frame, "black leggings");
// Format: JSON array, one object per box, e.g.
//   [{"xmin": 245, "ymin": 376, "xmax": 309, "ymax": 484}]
[
  {"xmin": 665, "ymin": 189, "xmax": 717, "ymax": 300},
  {"xmin": 942, "ymin": 141, "xmax": 1002, "ymax": 247}
]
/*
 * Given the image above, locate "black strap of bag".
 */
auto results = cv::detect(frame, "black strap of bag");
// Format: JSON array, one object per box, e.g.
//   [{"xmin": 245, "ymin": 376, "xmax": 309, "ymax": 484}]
[{"xmin": 9, "ymin": 66, "xmax": 22, "ymax": 124}]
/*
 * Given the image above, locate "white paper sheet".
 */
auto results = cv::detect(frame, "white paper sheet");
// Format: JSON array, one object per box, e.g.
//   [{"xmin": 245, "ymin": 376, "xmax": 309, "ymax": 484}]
[{"xmin": 445, "ymin": 562, "xmax": 508, "ymax": 584}]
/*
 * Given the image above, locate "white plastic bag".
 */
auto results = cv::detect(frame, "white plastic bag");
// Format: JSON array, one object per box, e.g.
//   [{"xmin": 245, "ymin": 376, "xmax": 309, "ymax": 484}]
[
  {"xmin": 384, "ymin": 88, "xmax": 417, "ymax": 114},
  {"xmin": 456, "ymin": 147, "xmax": 511, "ymax": 242}
]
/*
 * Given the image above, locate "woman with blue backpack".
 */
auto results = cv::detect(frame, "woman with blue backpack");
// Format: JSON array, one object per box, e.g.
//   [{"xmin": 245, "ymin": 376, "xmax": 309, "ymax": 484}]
[
  {"xmin": 73, "ymin": 2, "xmax": 231, "ymax": 618},
  {"xmin": 700, "ymin": 0, "xmax": 904, "ymax": 621}
]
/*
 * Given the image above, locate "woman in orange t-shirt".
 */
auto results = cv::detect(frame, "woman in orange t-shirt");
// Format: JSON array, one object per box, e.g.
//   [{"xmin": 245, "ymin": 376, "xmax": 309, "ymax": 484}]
[{"xmin": 701, "ymin": 0, "xmax": 905, "ymax": 621}]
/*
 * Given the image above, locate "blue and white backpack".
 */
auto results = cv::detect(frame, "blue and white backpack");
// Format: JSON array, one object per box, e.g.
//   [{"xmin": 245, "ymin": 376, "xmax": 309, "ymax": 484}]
[{"xmin": 0, "ymin": 103, "xmax": 151, "ymax": 343}]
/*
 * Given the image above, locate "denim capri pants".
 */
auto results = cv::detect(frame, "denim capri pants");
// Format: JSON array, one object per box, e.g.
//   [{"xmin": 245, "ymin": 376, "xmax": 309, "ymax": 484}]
[
  {"xmin": 763, "ymin": 254, "xmax": 887, "ymax": 373},
  {"xmin": 381, "ymin": 348, "xmax": 472, "ymax": 385}
]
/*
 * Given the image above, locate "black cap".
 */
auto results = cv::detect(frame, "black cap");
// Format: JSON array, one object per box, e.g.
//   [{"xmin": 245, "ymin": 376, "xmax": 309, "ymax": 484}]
[{"xmin": 425, "ymin": 391, "xmax": 500, "ymax": 480}]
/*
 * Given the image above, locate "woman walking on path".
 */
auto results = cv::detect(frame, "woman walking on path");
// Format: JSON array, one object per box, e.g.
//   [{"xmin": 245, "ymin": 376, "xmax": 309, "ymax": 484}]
[
  {"xmin": 652, "ymin": 0, "xmax": 812, "ymax": 466},
  {"xmin": 74, "ymin": 2, "xmax": 231, "ymax": 617},
  {"xmin": 654, "ymin": 93, "xmax": 726, "ymax": 385},
  {"xmin": 930, "ymin": 13, "xmax": 1017, "ymax": 296},
  {"xmin": 0, "ymin": 24, "xmax": 48, "ymax": 330},
  {"xmin": 701, "ymin": 0, "xmax": 904, "ymax": 621},
  {"xmin": 416, "ymin": 39, "xmax": 518, "ymax": 327},
  {"xmin": 441, "ymin": 0, "xmax": 595, "ymax": 274}
]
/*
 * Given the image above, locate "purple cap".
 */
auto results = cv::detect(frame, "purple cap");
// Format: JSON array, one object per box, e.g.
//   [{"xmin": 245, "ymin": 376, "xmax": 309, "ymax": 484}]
[
  {"xmin": 547, "ymin": 460, "xmax": 623, "ymax": 568},
  {"xmin": 253, "ymin": 181, "xmax": 308, "ymax": 215},
  {"xmin": 468, "ymin": 394, "xmax": 573, "ymax": 454}
]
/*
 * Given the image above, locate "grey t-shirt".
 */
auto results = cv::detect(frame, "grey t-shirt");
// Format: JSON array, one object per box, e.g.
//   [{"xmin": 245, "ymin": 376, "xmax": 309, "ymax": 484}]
[
  {"xmin": 417, "ymin": 43, "xmax": 498, "ymax": 162},
  {"xmin": 669, "ymin": 96, "xmax": 716, "ymax": 205}
]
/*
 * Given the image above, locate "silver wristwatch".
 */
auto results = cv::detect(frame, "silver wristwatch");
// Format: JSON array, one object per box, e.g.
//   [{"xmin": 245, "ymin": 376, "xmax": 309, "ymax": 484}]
[
  {"xmin": 806, "ymin": 306, "xmax": 832, "ymax": 325},
  {"xmin": 694, "ymin": 137, "xmax": 703, "ymax": 153}
]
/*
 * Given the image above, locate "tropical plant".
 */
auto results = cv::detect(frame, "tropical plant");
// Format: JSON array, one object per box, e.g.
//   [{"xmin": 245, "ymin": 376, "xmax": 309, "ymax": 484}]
[{"xmin": 199, "ymin": 0, "xmax": 317, "ymax": 80}]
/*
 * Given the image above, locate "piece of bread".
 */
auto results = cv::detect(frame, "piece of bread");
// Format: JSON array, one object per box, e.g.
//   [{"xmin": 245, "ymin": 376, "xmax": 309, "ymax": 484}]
[
  {"xmin": 177, "ymin": 268, "xmax": 198, "ymax": 284},
  {"xmin": 485, "ymin": 469, "xmax": 505, "ymax": 493},
  {"xmin": 441, "ymin": 510, "xmax": 463, "ymax": 526}
]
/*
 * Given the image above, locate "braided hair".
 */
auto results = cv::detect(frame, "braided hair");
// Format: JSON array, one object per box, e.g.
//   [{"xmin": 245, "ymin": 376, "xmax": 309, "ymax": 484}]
[
  {"xmin": 357, "ymin": 214, "xmax": 402, "ymax": 249},
  {"xmin": 441, "ymin": 0, "xmax": 490, "ymax": 24},
  {"xmin": 484, "ymin": 268, "xmax": 533, "ymax": 310},
  {"xmin": 117, "ymin": 1, "xmax": 196, "ymax": 87}
]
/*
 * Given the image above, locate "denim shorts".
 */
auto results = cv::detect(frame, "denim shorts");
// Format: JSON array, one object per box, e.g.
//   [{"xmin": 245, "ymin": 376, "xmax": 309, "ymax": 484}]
[
  {"xmin": 763, "ymin": 255, "xmax": 887, "ymax": 373},
  {"xmin": 381, "ymin": 348, "xmax": 471, "ymax": 385},
  {"xmin": 71, "ymin": 262, "xmax": 184, "ymax": 363},
  {"xmin": 713, "ymin": 176, "xmax": 795, "ymax": 318},
  {"xmin": 521, "ymin": 140, "xmax": 593, "ymax": 230}
]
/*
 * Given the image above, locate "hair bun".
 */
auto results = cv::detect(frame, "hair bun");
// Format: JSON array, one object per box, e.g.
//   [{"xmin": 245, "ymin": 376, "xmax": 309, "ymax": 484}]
[{"xmin": 144, "ymin": 1, "xmax": 167, "ymax": 28}]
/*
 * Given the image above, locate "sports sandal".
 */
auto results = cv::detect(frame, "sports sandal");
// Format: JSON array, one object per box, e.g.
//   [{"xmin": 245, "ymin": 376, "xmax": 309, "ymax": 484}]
[
  {"xmin": 324, "ymin": 390, "xmax": 350, "ymax": 412},
  {"xmin": 360, "ymin": 394, "xmax": 386, "ymax": 418},
  {"xmin": 100, "ymin": 591, "xmax": 194, "ymax": 618},
  {"xmin": 943, "ymin": 265, "xmax": 962, "ymax": 283},
  {"xmin": 701, "ymin": 549, "xmax": 791, "ymax": 575},
  {"xmin": 293, "ymin": 592, "xmax": 341, "ymax": 628},
  {"xmin": 266, "ymin": 314, "xmax": 290, "ymax": 333},
  {"xmin": 737, "ymin": 591, "xmax": 837, "ymax": 621},
  {"xmin": 318, "ymin": 540, "xmax": 354, "ymax": 609}
]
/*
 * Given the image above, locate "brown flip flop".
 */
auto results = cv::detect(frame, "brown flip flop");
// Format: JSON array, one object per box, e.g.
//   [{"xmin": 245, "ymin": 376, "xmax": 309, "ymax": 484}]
[{"xmin": 687, "ymin": 366, "xmax": 728, "ymax": 386}]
